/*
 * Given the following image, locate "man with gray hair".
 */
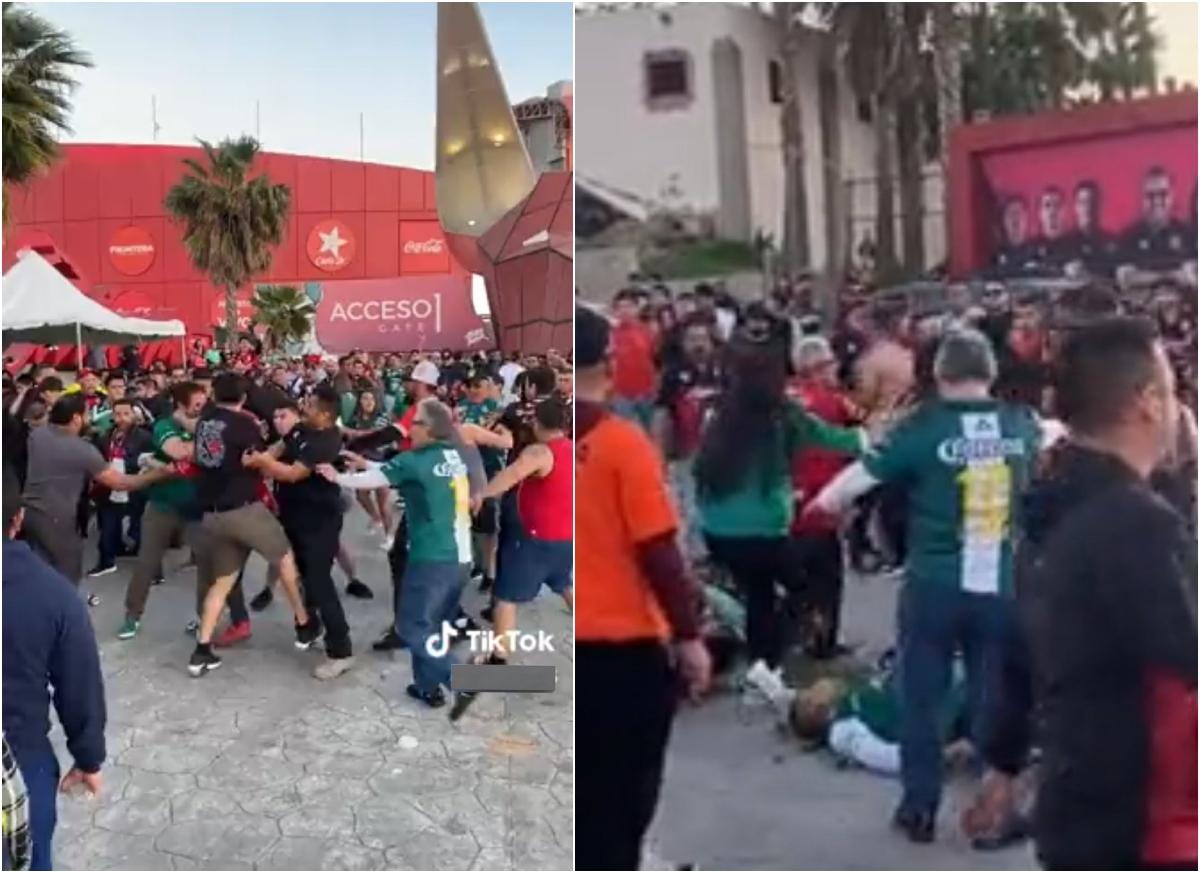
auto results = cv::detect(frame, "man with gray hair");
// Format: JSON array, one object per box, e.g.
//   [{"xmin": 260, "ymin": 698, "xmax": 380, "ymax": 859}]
[
  {"xmin": 811, "ymin": 327, "xmax": 1045, "ymax": 844},
  {"xmin": 320, "ymin": 397, "xmax": 478, "ymax": 716}
]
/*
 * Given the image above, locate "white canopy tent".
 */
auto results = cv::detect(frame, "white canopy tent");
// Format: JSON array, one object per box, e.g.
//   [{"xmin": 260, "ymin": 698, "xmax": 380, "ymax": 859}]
[{"xmin": 2, "ymin": 250, "xmax": 185, "ymax": 364}]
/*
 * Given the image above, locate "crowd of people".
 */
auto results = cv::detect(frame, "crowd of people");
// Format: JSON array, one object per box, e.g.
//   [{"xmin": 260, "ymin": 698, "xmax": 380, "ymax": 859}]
[
  {"xmin": 1, "ymin": 340, "xmax": 574, "ymax": 868},
  {"xmin": 576, "ymin": 273, "xmax": 1196, "ymax": 871}
]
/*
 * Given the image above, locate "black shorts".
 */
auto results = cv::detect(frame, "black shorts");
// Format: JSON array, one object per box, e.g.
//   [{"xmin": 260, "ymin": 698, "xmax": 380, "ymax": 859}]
[{"xmin": 471, "ymin": 497, "xmax": 498, "ymax": 535}]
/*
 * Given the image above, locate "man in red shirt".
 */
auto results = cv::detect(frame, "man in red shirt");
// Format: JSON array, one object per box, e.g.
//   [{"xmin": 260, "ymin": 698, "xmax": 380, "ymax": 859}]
[
  {"xmin": 788, "ymin": 336, "xmax": 860, "ymax": 659},
  {"xmin": 610, "ymin": 289, "xmax": 658, "ymax": 431}
]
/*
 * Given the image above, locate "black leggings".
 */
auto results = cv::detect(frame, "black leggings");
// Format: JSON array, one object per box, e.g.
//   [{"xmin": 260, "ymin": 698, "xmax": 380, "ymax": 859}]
[{"xmin": 704, "ymin": 534, "xmax": 803, "ymax": 669}]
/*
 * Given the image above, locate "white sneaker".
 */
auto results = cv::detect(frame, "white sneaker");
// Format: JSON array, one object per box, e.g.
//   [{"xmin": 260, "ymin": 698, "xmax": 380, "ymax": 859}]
[
  {"xmin": 744, "ymin": 659, "xmax": 786, "ymax": 701},
  {"xmin": 313, "ymin": 655, "xmax": 355, "ymax": 680}
]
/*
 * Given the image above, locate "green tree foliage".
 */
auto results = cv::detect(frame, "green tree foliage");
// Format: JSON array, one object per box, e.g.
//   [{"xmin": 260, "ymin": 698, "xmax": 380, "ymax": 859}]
[{"xmin": 2, "ymin": 2, "xmax": 91, "ymax": 224}]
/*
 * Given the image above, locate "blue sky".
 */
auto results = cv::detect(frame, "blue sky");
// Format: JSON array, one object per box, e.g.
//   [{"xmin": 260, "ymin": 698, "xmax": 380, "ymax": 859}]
[{"xmin": 36, "ymin": 2, "xmax": 573, "ymax": 170}]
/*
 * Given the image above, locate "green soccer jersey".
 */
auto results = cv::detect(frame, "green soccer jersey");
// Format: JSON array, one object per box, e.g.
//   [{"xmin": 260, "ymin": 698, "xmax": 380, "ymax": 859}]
[
  {"xmin": 459, "ymin": 398, "xmax": 500, "ymax": 427},
  {"xmin": 146, "ymin": 417, "xmax": 198, "ymax": 515},
  {"xmin": 699, "ymin": 402, "xmax": 864, "ymax": 538},
  {"xmin": 459, "ymin": 398, "xmax": 503, "ymax": 475},
  {"xmin": 837, "ymin": 658, "xmax": 967, "ymax": 743},
  {"xmin": 381, "ymin": 442, "xmax": 472, "ymax": 565},
  {"xmin": 862, "ymin": 399, "xmax": 1041, "ymax": 595}
]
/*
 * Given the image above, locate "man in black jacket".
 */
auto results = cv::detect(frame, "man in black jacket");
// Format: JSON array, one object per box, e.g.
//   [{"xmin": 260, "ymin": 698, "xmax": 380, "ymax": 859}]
[
  {"xmin": 974, "ymin": 317, "xmax": 1197, "ymax": 870},
  {"xmin": 88, "ymin": 399, "xmax": 154, "ymax": 577},
  {"xmin": 2, "ymin": 466, "xmax": 106, "ymax": 870}
]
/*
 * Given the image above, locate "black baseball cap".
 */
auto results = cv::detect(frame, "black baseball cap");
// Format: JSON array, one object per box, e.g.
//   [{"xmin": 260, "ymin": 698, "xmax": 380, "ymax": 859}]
[{"xmin": 576, "ymin": 306, "xmax": 611, "ymax": 368}]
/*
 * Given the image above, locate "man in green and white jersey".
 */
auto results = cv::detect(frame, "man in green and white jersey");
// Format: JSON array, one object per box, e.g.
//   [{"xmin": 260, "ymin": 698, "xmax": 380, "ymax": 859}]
[
  {"xmin": 813, "ymin": 328, "xmax": 1046, "ymax": 844},
  {"xmin": 118, "ymin": 381, "xmax": 215, "ymax": 640},
  {"xmin": 325, "ymin": 397, "xmax": 476, "ymax": 717}
]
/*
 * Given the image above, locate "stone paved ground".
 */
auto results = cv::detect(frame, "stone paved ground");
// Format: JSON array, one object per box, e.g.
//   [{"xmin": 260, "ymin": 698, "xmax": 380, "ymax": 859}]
[
  {"xmin": 646, "ymin": 571, "xmax": 1033, "ymax": 871},
  {"xmin": 50, "ymin": 513, "xmax": 573, "ymax": 871}
]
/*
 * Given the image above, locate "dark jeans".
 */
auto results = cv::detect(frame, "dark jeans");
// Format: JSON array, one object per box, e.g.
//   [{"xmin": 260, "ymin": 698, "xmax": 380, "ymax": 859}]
[
  {"xmin": 704, "ymin": 534, "xmax": 803, "ymax": 668},
  {"xmin": 96, "ymin": 496, "xmax": 145, "ymax": 568},
  {"xmin": 577, "ymin": 641, "xmax": 677, "ymax": 871},
  {"xmin": 387, "ymin": 515, "xmax": 410, "ymax": 614},
  {"xmin": 791, "ymin": 530, "xmax": 844, "ymax": 656},
  {"xmin": 493, "ymin": 490, "xmax": 525, "ymax": 590},
  {"xmin": 285, "ymin": 512, "xmax": 350, "ymax": 658},
  {"xmin": 17, "ymin": 747, "xmax": 59, "ymax": 871},
  {"xmin": 897, "ymin": 583, "xmax": 1013, "ymax": 815},
  {"xmin": 397, "ymin": 561, "xmax": 467, "ymax": 693}
]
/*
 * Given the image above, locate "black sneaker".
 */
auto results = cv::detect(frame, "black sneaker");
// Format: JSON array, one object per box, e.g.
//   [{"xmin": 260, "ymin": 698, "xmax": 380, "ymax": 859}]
[
  {"xmin": 469, "ymin": 566, "xmax": 484, "ymax": 582},
  {"xmin": 187, "ymin": 646, "xmax": 222, "ymax": 677},
  {"xmin": 151, "ymin": 575, "xmax": 165, "ymax": 586},
  {"xmin": 87, "ymin": 563, "xmax": 117, "ymax": 578},
  {"xmin": 345, "ymin": 579, "xmax": 374, "ymax": 600},
  {"xmin": 448, "ymin": 691, "xmax": 479, "ymax": 722},
  {"xmin": 452, "ymin": 611, "xmax": 481, "ymax": 636},
  {"xmin": 249, "ymin": 587, "xmax": 274, "ymax": 612},
  {"xmin": 891, "ymin": 806, "xmax": 936, "ymax": 844},
  {"xmin": 294, "ymin": 618, "xmax": 324, "ymax": 650},
  {"xmin": 478, "ymin": 575, "xmax": 493, "ymax": 593},
  {"xmin": 406, "ymin": 683, "xmax": 446, "ymax": 708},
  {"xmin": 372, "ymin": 627, "xmax": 407, "ymax": 652}
]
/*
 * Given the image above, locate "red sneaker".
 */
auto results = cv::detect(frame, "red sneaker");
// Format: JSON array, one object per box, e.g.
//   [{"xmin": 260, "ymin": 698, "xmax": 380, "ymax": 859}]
[{"xmin": 213, "ymin": 620, "xmax": 252, "ymax": 648}]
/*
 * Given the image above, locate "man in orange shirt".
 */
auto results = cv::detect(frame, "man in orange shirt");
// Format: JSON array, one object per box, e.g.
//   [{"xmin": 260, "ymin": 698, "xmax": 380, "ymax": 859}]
[
  {"xmin": 610, "ymin": 289, "xmax": 659, "ymax": 431},
  {"xmin": 575, "ymin": 305, "xmax": 710, "ymax": 871}
]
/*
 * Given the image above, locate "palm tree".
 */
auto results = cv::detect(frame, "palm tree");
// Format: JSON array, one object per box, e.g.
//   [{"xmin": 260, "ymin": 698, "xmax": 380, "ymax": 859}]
[
  {"xmin": 251, "ymin": 284, "xmax": 313, "ymax": 354},
  {"xmin": 2, "ymin": 2, "xmax": 91, "ymax": 224},
  {"xmin": 164, "ymin": 136, "xmax": 291, "ymax": 352}
]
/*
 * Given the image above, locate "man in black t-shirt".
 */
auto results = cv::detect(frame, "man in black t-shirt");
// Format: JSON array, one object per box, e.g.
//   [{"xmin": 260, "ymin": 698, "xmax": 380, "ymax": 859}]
[
  {"xmin": 244, "ymin": 384, "xmax": 353, "ymax": 679},
  {"xmin": 497, "ymin": 366, "xmax": 556, "ymax": 464},
  {"xmin": 188, "ymin": 373, "xmax": 318, "ymax": 677}
]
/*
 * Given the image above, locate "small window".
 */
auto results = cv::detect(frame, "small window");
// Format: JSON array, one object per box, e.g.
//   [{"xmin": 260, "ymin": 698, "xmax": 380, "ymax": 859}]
[
  {"xmin": 644, "ymin": 49, "xmax": 692, "ymax": 111},
  {"xmin": 768, "ymin": 59, "xmax": 784, "ymax": 104}
]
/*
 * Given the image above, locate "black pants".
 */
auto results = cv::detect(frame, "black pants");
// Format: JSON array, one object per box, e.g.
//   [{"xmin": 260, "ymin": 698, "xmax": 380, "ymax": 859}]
[
  {"xmin": 577, "ymin": 641, "xmax": 677, "ymax": 871},
  {"xmin": 286, "ymin": 512, "xmax": 350, "ymax": 658},
  {"xmin": 705, "ymin": 534, "xmax": 802, "ymax": 668},
  {"xmin": 96, "ymin": 496, "xmax": 145, "ymax": 568},
  {"xmin": 792, "ymin": 530, "xmax": 844, "ymax": 656}
]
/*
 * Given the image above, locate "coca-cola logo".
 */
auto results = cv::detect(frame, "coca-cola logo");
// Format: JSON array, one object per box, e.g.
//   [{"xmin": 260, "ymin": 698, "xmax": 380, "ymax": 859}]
[
  {"xmin": 399, "ymin": 221, "xmax": 451, "ymax": 273},
  {"xmin": 403, "ymin": 238, "xmax": 445, "ymax": 255}
]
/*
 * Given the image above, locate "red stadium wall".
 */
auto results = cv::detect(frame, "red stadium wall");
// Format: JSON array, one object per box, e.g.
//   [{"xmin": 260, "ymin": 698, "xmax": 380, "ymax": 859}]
[{"xmin": 2, "ymin": 143, "xmax": 479, "ymax": 363}]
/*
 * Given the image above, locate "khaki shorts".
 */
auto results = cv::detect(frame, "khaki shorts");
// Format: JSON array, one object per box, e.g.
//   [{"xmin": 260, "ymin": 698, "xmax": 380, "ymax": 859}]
[{"xmin": 201, "ymin": 502, "xmax": 291, "ymax": 578}]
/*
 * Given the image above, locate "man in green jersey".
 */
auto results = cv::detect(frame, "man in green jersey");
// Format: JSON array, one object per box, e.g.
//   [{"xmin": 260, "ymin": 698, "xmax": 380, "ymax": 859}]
[
  {"xmin": 117, "ymin": 381, "xmax": 216, "ymax": 640},
  {"xmin": 813, "ymin": 328, "xmax": 1044, "ymax": 844},
  {"xmin": 322, "ymin": 397, "xmax": 475, "ymax": 716}
]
